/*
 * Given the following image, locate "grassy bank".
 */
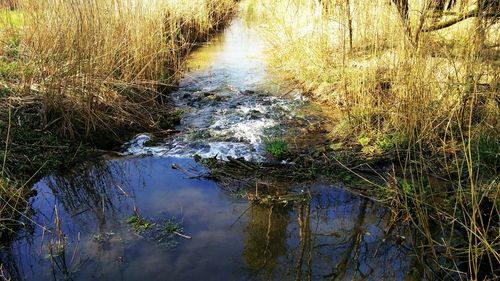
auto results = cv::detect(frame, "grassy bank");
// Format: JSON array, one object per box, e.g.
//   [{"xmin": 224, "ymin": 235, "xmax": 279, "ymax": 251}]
[
  {"xmin": 245, "ymin": 0, "xmax": 498, "ymax": 279},
  {"xmin": 0, "ymin": 0, "xmax": 235, "ymax": 240},
  {"xmin": 5, "ymin": 0, "xmax": 236, "ymax": 143}
]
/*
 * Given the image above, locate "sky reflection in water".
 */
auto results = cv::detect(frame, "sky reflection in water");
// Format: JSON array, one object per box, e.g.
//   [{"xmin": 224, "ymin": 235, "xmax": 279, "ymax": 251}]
[{"xmin": 1, "ymin": 157, "xmax": 417, "ymax": 281}]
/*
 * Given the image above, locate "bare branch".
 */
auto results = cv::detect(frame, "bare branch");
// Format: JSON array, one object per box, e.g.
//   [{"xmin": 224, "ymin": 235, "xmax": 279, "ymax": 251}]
[{"xmin": 422, "ymin": 8, "xmax": 499, "ymax": 32}]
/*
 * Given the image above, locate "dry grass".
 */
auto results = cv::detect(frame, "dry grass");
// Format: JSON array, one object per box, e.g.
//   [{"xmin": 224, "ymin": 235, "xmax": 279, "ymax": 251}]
[
  {"xmin": 246, "ymin": 0, "xmax": 499, "ymax": 279},
  {"xmin": 0, "ymin": 178, "xmax": 27, "ymax": 241}
]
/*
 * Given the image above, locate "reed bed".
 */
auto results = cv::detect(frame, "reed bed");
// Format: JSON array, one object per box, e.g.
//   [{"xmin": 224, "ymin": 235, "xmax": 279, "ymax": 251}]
[
  {"xmin": 0, "ymin": 0, "xmax": 235, "ymax": 244},
  {"xmin": 245, "ymin": 0, "xmax": 499, "ymax": 279},
  {"xmin": 5, "ymin": 0, "xmax": 235, "ymax": 141}
]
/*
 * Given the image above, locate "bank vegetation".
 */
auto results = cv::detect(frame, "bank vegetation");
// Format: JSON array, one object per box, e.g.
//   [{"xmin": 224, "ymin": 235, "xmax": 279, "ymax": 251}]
[{"xmin": 245, "ymin": 0, "xmax": 499, "ymax": 279}]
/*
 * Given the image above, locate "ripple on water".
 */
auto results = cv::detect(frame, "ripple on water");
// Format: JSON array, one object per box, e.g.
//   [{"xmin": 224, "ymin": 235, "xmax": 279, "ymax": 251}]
[{"xmin": 124, "ymin": 90, "xmax": 309, "ymax": 161}]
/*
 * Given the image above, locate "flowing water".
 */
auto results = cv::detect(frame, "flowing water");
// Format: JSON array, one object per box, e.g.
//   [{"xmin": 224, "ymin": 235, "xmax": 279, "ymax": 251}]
[
  {"xmin": 125, "ymin": 19, "xmax": 330, "ymax": 161},
  {"xmin": 0, "ymin": 20, "xmax": 420, "ymax": 281}
]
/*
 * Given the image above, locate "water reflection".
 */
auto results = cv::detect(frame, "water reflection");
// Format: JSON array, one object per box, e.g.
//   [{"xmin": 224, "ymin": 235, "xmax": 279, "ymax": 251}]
[
  {"xmin": 0, "ymin": 157, "xmax": 417, "ymax": 281},
  {"xmin": 243, "ymin": 204, "xmax": 290, "ymax": 279},
  {"xmin": 242, "ymin": 188, "xmax": 415, "ymax": 281},
  {"xmin": 44, "ymin": 161, "xmax": 130, "ymax": 234}
]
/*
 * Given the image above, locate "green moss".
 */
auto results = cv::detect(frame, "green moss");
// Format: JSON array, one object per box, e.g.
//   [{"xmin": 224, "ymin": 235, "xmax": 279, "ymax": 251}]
[
  {"xmin": 144, "ymin": 138, "xmax": 162, "ymax": 147},
  {"xmin": 158, "ymin": 108, "xmax": 184, "ymax": 129}
]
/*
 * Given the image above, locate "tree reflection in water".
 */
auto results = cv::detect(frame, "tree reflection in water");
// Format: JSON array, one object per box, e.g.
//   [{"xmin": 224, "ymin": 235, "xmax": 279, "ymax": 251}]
[
  {"xmin": 242, "ymin": 187, "xmax": 415, "ymax": 281},
  {"xmin": 243, "ymin": 203, "xmax": 290, "ymax": 279},
  {"xmin": 1, "ymin": 158, "xmax": 417, "ymax": 281}
]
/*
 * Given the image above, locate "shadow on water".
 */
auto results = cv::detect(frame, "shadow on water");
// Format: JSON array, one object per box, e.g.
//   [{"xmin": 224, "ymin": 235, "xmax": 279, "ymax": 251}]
[{"xmin": 1, "ymin": 157, "xmax": 419, "ymax": 281}]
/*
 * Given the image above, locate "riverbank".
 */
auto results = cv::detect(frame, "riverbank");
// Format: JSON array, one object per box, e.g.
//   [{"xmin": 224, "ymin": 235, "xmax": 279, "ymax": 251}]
[
  {"xmin": 0, "ymin": 0, "xmax": 236, "ymax": 241},
  {"xmin": 244, "ymin": 0, "xmax": 499, "ymax": 279}
]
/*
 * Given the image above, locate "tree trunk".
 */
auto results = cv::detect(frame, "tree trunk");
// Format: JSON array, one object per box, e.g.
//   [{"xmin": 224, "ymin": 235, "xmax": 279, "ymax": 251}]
[{"xmin": 391, "ymin": 0, "xmax": 412, "ymax": 40}]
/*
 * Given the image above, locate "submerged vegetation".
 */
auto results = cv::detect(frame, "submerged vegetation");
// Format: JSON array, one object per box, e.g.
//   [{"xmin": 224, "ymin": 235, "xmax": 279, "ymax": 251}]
[
  {"xmin": 245, "ymin": 0, "xmax": 499, "ymax": 279},
  {"xmin": 127, "ymin": 208, "xmax": 189, "ymax": 248}
]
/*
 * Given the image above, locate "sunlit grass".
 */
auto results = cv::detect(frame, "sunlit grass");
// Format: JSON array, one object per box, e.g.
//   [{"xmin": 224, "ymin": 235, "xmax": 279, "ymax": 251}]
[
  {"xmin": 0, "ymin": 9, "xmax": 23, "ymax": 29},
  {"xmin": 3, "ymin": 0, "xmax": 235, "ymax": 139},
  {"xmin": 246, "ymin": 0, "xmax": 499, "ymax": 279}
]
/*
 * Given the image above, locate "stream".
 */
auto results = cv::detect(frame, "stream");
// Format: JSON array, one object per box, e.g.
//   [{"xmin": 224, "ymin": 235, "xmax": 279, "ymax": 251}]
[{"xmin": 0, "ymin": 20, "xmax": 420, "ymax": 281}]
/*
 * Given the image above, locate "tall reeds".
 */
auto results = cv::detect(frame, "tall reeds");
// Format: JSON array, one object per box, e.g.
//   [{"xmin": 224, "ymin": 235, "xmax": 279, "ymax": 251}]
[
  {"xmin": 246, "ymin": 0, "xmax": 499, "ymax": 279},
  {"xmin": 13, "ymin": 0, "xmax": 235, "ymax": 141},
  {"xmin": 0, "ymin": 0, "xmax": 235, "ymax": 244}
]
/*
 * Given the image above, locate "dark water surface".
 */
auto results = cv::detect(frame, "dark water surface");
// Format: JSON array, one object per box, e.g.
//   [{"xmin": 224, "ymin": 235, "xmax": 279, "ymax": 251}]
[
  {"xmin": 3, "ymin": 157, "xmax": 416, "ymax": 281},
  {"xmin": 1, "ymin": 19, "xmax": 419, "ymax": 281}
]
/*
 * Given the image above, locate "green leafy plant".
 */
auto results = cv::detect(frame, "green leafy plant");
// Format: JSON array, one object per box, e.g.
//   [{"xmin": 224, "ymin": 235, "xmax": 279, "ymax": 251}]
[
  {"xmin": 375, "ymin": 137, "xmax": 393, "ymax": 151},
  {"xmin": 127, "ymin": 213, "xmax": 156, "ymax": 231},
  {"xmin": 358, "ymin": 136, "xmax": 371, "ymax": 146},
  {"xmin": 329, "ymin": 142, "xmax": 343, "ymax": 151},
  {"xmin": 397, "ymin": 177, "xmax": 414, "ymax": 196}
]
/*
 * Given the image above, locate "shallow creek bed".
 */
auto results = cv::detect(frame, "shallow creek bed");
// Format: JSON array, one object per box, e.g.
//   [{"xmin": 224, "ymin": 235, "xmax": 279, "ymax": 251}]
[{"xmin": 0, "ymin": 19, "xmax": 423, "ymax": 281}]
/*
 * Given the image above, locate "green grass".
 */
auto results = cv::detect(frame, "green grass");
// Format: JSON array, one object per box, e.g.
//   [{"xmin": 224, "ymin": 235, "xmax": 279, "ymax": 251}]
[
  {"xmin": 0, "ymin": 59, "xmax": 18, "ymax": 79},
  {"xmin": 265, "ymin": 139, "xmax": 289, "ymax": 159},
  {"xmin": 0, "ymin": 10, "xmax": 23, "ymax": 29}
]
